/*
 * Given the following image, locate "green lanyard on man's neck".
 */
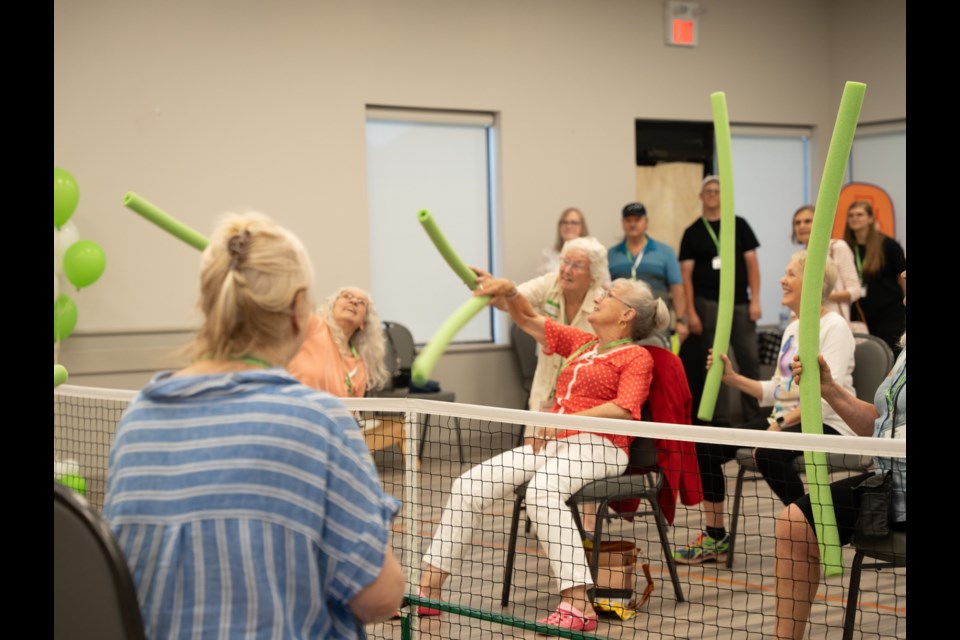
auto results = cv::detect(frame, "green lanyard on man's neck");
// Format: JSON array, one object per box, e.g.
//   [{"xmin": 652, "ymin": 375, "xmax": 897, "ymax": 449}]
[{"xmin": 701, "ymin": 217, "xmax": 721, "ymax": 253}]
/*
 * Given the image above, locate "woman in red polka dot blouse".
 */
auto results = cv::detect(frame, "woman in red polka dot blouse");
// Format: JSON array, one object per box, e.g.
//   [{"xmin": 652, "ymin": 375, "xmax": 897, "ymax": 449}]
[{"xmin": 418, "ymin": 277, "xmax": 669, "ymax": 631}]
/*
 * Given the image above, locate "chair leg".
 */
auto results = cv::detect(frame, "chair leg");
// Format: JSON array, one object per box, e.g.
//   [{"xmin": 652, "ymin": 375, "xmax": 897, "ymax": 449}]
[
  {"xmin": 647, "ymin": 492, "xmax": 685, "ymax": 602},
  {"xmin": 501, "ymin": 495, "xmax": 525, "ymax": 607},
  {"xmin": 842, "ymin": 551, "xmax": 866, "ymax": 640},
  {"xmin": 727, "ymin": 465, "xmax": 748, "ymax": 569},
  {"xmin": 585, "ymin": 500, "xmax": 607, "ymax": 601}
]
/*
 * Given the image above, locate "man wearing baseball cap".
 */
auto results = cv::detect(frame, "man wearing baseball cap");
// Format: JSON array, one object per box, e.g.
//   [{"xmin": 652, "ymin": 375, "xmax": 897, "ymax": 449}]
[{"xmin": 608, "ymin": 202, "xmax": 688, "ymax": 344}]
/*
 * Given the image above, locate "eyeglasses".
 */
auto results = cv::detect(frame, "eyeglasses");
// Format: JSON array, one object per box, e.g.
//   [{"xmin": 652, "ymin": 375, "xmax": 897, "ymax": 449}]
[
  {"xmin": 560, "ymin": 220, "xmax": 582, "ymax": 226},
  {"xmin": 338, "ymin": 291, "xmax": 368, "ymax": 307},
  {"xmin": 560, "ymin": 257, "xmax": 588, "ymax": 272},
  {"xmin": 599, "ymin": 288, "xmax": 629, "ymax": 306},
  {"xmin": 702, "ymin": 188, "xmax": 720, "ymax": 195}
]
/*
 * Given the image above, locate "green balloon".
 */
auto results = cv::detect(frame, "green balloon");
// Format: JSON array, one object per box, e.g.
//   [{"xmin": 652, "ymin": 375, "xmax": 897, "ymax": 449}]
[
  {"xmin": 54, "ymin": 364, "xmax": 69, "ymax": 388},
  {"xmin": 63, "ymin": 239, "xmax": 106, "ymax": 289},
  {"xmin": 54, "ymin": 294, "xmax": 78, "ymax": 342},
  {"xmin": 54, "ymin": 167, "xmax": 80, "ymax": 229}
]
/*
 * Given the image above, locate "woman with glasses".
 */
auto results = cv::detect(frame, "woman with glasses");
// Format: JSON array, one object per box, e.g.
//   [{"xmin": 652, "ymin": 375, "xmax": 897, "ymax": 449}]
[
  {"xmin": 287, "ymin": 286, "xmax": 390, "ymax": 397},
  {"xmin": 509, "ymin": 237, "xmax": 611, "ymax": 418},
  {"xmin": 417, "ymin": 277, "xmax": 669, "ymax": 632},
  {"xmin": 537, "ymin": 207, "xmax": 590, "ymax": 275}
]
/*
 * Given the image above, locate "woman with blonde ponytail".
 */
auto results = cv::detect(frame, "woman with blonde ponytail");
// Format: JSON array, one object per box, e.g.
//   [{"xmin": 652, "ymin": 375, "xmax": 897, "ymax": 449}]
[{"xmin": 104, "ymin": 212, "xmax": 403, "ymax": 638}]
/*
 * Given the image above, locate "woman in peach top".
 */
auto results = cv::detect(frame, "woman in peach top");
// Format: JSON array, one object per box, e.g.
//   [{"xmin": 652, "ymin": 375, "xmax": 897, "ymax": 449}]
[{"xmin": 287, "ymin": 286, "xmax": 389, "ymax": 396}]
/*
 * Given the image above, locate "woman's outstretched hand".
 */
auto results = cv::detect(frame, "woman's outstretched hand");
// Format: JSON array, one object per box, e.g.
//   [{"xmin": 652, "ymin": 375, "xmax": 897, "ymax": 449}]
[{"xmin": 473, "ymin": 276, "xmax": 516, "ymax": 300}]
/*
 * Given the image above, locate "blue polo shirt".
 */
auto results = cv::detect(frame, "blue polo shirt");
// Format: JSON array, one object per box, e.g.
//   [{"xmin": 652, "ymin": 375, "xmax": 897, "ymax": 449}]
[{"xmin": 607, "ymin": 237, "xmax": 682, "ymax": 297}]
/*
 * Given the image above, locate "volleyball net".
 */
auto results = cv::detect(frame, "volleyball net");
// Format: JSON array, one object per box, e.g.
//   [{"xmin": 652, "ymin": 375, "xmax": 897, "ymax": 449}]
[{"xmin": 54, "ymin": 385, "xmax": 906, "ymax": 639}]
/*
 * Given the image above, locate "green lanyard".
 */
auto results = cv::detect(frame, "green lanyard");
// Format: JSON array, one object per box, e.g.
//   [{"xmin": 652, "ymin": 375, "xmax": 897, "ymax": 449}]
[
  {"xmin": 701, "ymin": 217, "xmax": 721, "ymax": 254},
  {"xmin": 560, "ymin": 338, "xmax": 633, "ymax": 373},
  {"xmin": 233, "ymin": 355, "xmax": 273, "ymax": 368},
  {"xmin": 853, "ymin": 245, "xmax": 864, "ymax": 282},
  {"xmin": 624, "ymin": 241, "xmax": 647, "ymax": 280},
  {"xmin": 344, "ymin": 343, "xmax": 360, "ymax": 396}
]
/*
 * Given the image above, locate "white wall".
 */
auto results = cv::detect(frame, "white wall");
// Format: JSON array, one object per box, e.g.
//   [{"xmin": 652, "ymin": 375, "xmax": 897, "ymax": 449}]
[{"xmin": 54, "ymin": 0, "xmax": 906, "ymax": 405}]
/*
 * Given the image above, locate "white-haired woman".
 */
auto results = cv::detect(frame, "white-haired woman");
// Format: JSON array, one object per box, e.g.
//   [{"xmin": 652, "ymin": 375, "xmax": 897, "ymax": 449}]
[
  {"xmin": 418, "ymin": 277, "xmax": 670, "ymax": 632},
  {"xmin": 288, "ymin": 286, "xmax": 390, "ymax": 397},
  {"xmin": 514, "ymin": 236, "xmax": 610, "ymax": 415},
  {"xmin": 104, "ymin": 213, "xmax": 403, "ymax": 637}
]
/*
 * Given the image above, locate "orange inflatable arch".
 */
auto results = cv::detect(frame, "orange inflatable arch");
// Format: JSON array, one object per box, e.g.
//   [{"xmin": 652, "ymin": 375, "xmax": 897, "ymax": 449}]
[{"xmin": 832, "ymin": 182, "xmax": 896, "ymax": 239}]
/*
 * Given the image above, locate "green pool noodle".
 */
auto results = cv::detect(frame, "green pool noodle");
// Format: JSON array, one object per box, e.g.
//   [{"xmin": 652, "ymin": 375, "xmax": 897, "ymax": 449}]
[
  {"xmin": 417, "ymin": 209, "xmax": 479, "ymax": 290},
  {"xmin": 412, "ymin": 210, "xmax": 491, "ymax": 385},
  {"xmin": 54, "ymin": 364, "xmax": 68, "ymax": 388},
  {"xmin": 800, "ymin": 81, "xmax": 866, "ymax": 577},
  {"xmin": 124, "ymin": 192, "xmax": 209, "ymax": 251},
  {"xmin": 697, "ymin": 92, "xmax": 736, "ymax": 422},
  {"xmin": 57, "ymin": 475, "xmax": 87, "ymax": 496},
  {"xmin": 412, "ymin": 296, "xmax": 490, "ymax": 386}
]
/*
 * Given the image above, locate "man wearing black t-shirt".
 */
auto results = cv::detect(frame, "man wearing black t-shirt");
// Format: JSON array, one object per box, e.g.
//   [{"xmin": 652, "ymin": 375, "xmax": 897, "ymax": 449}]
[{"xmin": 679, "ymin": 175, "xmax": 762, "ymax": 425}]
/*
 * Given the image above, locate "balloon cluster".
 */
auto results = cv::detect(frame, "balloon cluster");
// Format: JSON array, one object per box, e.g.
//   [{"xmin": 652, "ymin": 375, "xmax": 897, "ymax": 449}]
[{"xmin": 54, "ymin": 167, "xmax": 106, "ymax": 342}]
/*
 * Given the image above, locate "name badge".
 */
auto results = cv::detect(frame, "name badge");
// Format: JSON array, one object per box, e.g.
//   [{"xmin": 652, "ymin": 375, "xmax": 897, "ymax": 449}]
[
  {"xmin": 712, "ymin": 256, "xmax": 721, "ymax": 270},
  {"xmin": 544, "ymin": 299, "xmax": 560, "ymax": 319}
]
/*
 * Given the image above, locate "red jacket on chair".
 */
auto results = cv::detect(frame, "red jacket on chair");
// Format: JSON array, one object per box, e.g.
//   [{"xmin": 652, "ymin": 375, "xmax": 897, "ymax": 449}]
[{"xmin": 612, "ymin": 346, "xmax": 703, "ymax": 524}]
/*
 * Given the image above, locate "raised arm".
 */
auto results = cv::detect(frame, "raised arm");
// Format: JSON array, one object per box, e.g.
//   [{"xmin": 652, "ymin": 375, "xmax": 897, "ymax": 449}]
[
  {"xmin": 790, "ymin": 354, "xmax": 879, "ymax": 436},
  {"xmin": 476, "ymin": 277, "xmax": 546, "ymax": 344}
]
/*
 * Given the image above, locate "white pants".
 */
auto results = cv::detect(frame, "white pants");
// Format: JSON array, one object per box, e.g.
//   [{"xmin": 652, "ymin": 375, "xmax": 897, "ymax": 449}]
[{"xmin": 423, "ymin": 433, "xmax": 628, "ymax": 594}]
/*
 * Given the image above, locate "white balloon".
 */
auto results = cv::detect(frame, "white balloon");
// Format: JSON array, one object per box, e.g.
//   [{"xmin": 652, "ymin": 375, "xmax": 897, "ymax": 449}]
[{"xmin": 55, "ymin": 220, "xmax": 80, "ymax": 274}]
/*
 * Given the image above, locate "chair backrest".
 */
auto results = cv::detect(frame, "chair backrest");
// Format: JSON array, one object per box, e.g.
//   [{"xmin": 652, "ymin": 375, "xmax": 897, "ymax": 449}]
[
  {"xmin": 510, "ymin": 323, "xmax": 539, "ymax": 394},
  {"xmin": 384, "ymin": 322, "xmax": 417, "ymax": 369},
  {"xmin": 54, "ymin": 482, "xmax": 146, "ymax": 640},
  {"xmin": 852, "ymin": 333, "xmax": 895, "ymax": 403}
]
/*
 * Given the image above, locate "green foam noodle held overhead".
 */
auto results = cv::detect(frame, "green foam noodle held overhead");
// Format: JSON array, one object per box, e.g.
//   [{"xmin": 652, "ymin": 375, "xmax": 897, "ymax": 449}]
[
  {"xmin": 417, "ymin": 210, "xmax": 479, "ymax": 289},
  {"xmin": 697, "ymin": 92, "xmax": 736, "ymax": 422},
  {"xmin": 800, "ymin": 81, "xmax": 866, "ymax": 577},
  {"xmin": 412, "ymin": 210, "xmax": 490, "ymax": 385},
  {"xmin": 124, "ymin": 192, "xmax": 209, "ymax": 251}
]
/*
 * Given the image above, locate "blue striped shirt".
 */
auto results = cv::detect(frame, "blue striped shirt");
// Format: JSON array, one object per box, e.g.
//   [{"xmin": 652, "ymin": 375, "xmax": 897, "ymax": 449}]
[{"xmin": 103, "ymin": 370, "xmax": 400, "ymax": 639}]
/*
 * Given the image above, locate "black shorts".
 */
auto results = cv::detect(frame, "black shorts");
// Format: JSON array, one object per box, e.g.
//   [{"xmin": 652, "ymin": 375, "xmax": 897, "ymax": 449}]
[{"xmin": 794, "ymin": 473, "xmax": 907, "ymax": 546}]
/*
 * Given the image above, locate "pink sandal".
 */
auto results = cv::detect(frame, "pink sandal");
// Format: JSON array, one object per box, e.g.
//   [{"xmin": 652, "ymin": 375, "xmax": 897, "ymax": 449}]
[{"xmin": 536, "ymin": 602, "xmax": 598, "ymax": 631}]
